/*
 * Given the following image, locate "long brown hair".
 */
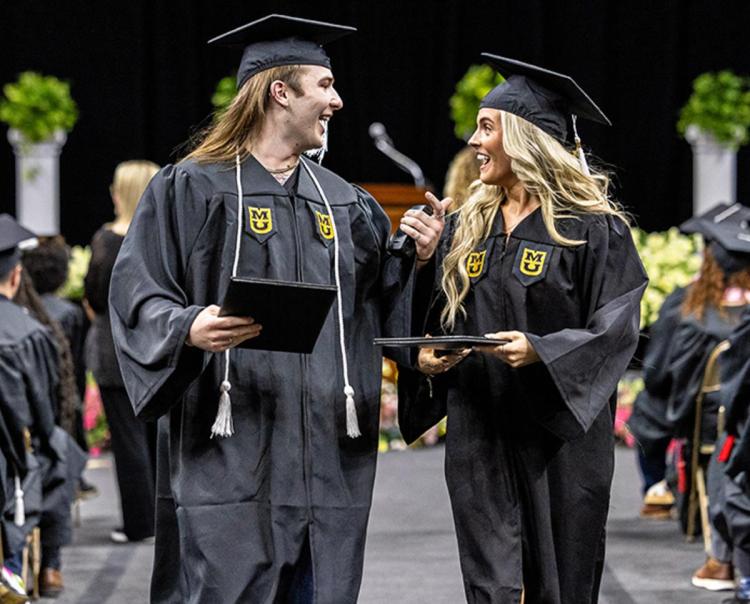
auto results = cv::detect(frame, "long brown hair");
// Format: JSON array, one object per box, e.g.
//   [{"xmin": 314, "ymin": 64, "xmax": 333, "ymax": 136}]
[
  {"xmin": 185, "ymin": 66, "xmax": 304, "ymax": 164},
  {"xmin": 682, "ymin": 246, "xmax": 750, "ymax": 320},
  {"xmin": 14, "ymin": 270, "xmax": 79, "ymax": 436}
]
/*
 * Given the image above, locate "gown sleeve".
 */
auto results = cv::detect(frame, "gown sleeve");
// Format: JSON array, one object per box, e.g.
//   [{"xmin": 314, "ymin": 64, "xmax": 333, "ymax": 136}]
[
  {"xmin": 0, "ymin": 329, "xmax": 60, "ymax": 467},
  {"xmin": 108, "ymin": 165, "xmax": 210, "ymax": 421},
  {"xmin": 719, "ymin": 311, "xmax": 750, "ymax": 479},
  {"xmin": 352, "ymin": 184, "xmax": 422, "ymax": 368},
  {"xmin": 524, "ymin": 215, "xmax": 648, "ymax": 439}
]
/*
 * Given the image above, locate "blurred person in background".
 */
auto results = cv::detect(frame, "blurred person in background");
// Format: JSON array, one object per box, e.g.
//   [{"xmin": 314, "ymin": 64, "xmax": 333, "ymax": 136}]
[
  {"xmin": 84, "ymin": 160, "xmax": 159, "ymax": 544},
  {"xmin": 662, "ymin": 204, "xmax": 750, "ymax": 593},
  {"xmin": 22, "ymin": 238, "xmax": 93, "ymax": 495},
  {"xmin": 0, "ymin": 215, "xmax": 85, "ymax": 600},
  {"xmin": 443, "ymin": 145, "xmax": 480, "ymax": 212}
]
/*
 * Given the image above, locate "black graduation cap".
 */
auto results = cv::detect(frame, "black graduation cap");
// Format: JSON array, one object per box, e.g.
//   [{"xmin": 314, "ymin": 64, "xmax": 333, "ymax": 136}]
[
  {"xmin": 479, "ymin": 53, "xmax": 611, "ymax": 144},
  {"xmin": 0, "ymin": 214, "xmax": 36, "ymax": 277},
  {"xmin": 680, "ymin": 202, "xmax": 750, "ymax": 274},
  {"xmin": 208, "ymin": 14, "xmax": 356, "ymax": 89}
]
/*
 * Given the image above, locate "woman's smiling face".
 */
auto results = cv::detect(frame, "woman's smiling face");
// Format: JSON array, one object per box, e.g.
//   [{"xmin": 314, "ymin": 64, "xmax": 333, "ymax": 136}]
[{"xmin": 468, "ymin": 108, "xmax": 515, "ymax": 187}]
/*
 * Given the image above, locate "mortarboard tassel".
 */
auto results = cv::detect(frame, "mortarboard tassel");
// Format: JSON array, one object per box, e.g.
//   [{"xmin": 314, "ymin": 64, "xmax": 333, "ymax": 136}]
[
  {"xmin": 571, "ymin": 115, "xmax": 591, "ymax": 176},
  {"xmin": 210, "ymin": 153, "xmax": 245, "ymax": 438},
  {"xmin": 301, "ymin": 159, "xmax": 361, "ymax": 438},
  {"xmin": 13, "ymin": 474, "xmax": 24, "ymax": 527},
  {"xmin": 211, "ymin": 376, "xmax": 234, "ymax": 438}
]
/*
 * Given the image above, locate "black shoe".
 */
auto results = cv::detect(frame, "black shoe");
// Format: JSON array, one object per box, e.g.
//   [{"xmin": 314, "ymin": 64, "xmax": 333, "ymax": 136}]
[{"xmin": 77, "ymin": 479, "xmax": 99, "ymax": 500}]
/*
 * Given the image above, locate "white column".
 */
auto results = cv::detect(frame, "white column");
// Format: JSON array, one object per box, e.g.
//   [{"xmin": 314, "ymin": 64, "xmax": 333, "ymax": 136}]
[
  {"xmin": 8, "ymin": 129, "xmax": 67, "ymax": 235},
  {"xmin": 685, "ymin": 125, "xmax": 737, "ymax": 217}
]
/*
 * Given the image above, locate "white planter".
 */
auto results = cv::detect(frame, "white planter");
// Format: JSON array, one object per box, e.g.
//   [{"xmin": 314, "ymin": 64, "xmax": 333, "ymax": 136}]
[
  {"xmin": 7, "ymin": 128, "xmax": 67, "ymax": 236},
  {"xmin": 685, "ymin": 125, "xmax": 737, "ymax": 216}
]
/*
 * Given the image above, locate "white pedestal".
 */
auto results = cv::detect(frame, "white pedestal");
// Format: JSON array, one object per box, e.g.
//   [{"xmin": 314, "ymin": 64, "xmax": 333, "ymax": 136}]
[
  {"xmin": 686, "ymin": 125, "xmax": 737, "ymax": 217},
  {"xmin": 8, "ymin": 129, "xmax": 67, "ymax": 235}
]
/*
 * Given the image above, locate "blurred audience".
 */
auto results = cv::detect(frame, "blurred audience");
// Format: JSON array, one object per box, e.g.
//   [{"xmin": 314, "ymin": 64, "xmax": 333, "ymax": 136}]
[{"xmin": 84, "ymin": 160, "xmax": 159, "ymax": 544}]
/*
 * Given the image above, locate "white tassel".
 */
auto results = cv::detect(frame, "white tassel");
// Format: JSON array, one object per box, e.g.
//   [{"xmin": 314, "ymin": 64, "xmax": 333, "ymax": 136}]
[
  {"xmin": 577, "ymin": 143, "xmax": 590, "ymax": 176},
  {"xmin": 572, "ymin": 114, "xmax": 591, "ymax": 176},
  {"xmin": 301, "ymin": 160, "xmax": 362, "ymax": 439},
  {"xmin": 210, "ymin": 380, "xmax": 234, "ymax": 438},
  {"xmin": 13, "ymin": 475, "xmax": 24, "ymax": 527},
  {"xmin": 345, "ymin": 385, "xmax": 361, "ymax": 438},
  {"xmin": 209, "ymin": 152, "xmax": 244, "ymax": 439}
]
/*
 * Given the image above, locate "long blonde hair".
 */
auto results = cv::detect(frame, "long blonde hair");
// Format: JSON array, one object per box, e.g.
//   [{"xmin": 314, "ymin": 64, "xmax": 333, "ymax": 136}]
[
  {"xmin": 111, "ymin": 160, "xmax": 160, "ymax": 227},
  {"xmin": 185, "ymin": 66, "xmax": 304, "ymax": 164},
  {"xmin": 440, "ymin": 110, "xmax": 628, "ymax": 330}
]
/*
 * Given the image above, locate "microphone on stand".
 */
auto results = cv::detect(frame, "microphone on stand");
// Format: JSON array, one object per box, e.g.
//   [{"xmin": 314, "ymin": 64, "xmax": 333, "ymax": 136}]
[{"xmin": 368, "ymin": 122, "xmax": 426, "ymax": 189}]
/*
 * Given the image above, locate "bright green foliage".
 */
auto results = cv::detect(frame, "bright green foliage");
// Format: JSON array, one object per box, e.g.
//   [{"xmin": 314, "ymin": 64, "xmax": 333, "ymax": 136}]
[
  {"xmin": 57, "ymin": 245, "xmax": 90, "ymax": 302},
  {"xmin": 0, "ymin": 72, "xmax": 78, "ymax": 142},
  {"xmin": 631, "ymin": 227, "xmax": 703, "ymax": 328},
  {"xmin": 449, "ymin": 65, "xmax": 504, "ymax": 140},
  {"xmin": 211, "ymin": 75, "xmax": 237, "ymax": 118},
  {"xmin": 677, "ymin": 70, "xmax": 750, "ymax": 149}
]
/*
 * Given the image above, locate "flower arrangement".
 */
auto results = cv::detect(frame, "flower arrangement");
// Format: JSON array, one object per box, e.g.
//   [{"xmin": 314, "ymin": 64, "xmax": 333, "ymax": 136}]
[
  {"xmin": 57, "ymin": 245, "xmax": 90, "ymax": 302},
  {"xmin": 631, "ymin": 227, "xmax": 702, "ymax": 328},
  {"xmin": 0, "ymin": 71, "xmax": 78, "ymax": 143},
  {"xmin": 449, "ymin": 65, "xmax": 504, "ymax": 140},
  {"xmin": 83, "ymin": 372, "xmax": 110, "ymax": 455},
  {"xmin": 677, "ymin": 70, "xmax": 750, "ymax": 150}
]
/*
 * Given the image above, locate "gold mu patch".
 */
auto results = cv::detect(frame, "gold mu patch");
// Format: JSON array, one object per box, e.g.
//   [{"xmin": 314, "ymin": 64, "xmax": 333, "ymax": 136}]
[
  {"xmin": 519, "ymin": 247, "xmax": 547, "ymax": 277},
  {"xmin": 248, "ymin": 206, "xmax": 273, "ymax": 235},
  {"xmin": 316, "ymin": 211, "xmax": 335, "ymax": 240},
  {"xmin": 466, "ymin": 250, "xmax": 487, "ymax": 278}
]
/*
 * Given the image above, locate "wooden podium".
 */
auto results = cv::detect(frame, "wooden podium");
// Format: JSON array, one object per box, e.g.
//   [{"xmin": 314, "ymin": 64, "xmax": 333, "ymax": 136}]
[{"xmin": 357, "ymin": 183, "xmax": 428, "ymax": 233}]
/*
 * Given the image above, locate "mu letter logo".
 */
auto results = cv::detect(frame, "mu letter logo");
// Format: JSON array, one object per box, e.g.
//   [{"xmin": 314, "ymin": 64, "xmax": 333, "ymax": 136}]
[
  {"xmin": 466, "ymin": 250, "xmax": 487, "ymax": 278},
  {"xmin": 316, "ymin": 211, "xmax": 335, "ymax": 240},
  {"xmin": 248, "ymin": 207, "xmax": 273, "ymax": 235},
  {"xmin": 519, "ymin": 247, "xmax": 547, "ymax": 277}
]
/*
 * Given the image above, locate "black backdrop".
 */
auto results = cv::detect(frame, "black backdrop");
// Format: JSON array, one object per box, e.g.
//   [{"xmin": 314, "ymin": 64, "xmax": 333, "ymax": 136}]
[{"xmin": 2, "ymin": 0, "xmax": 750, "ymax": 245}]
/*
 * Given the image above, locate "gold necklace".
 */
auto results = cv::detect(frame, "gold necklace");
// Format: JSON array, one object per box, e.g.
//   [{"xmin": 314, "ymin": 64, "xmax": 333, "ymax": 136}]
[{"xmin": 266, "ymin": 162, "xmax": 299, "ymax": 175}]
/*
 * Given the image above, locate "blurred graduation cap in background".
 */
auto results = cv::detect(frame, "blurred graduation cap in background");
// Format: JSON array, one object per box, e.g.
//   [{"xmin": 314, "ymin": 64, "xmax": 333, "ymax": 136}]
[
  {"xmin": 208, "ymin": 14, "xmax": 356, "ymax": 89},
  {"xmin": 681, "ymin": 202, "xmax": 750, "ymax": 274},
  {"xmin": 0, "ymin": 214, "xmax": 36, "ymax": 277}
]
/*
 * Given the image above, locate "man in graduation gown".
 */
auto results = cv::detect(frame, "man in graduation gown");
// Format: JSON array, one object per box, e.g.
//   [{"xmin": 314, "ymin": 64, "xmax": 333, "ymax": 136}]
[{"xmin": 108, "ymin": 14, "xmax": 446, "ymax": 604}]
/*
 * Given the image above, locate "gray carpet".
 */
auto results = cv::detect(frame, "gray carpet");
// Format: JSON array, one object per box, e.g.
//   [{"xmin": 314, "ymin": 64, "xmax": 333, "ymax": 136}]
[{"xmin": 49, "ymin": 446, "xmax": 731, "ymax": 603}]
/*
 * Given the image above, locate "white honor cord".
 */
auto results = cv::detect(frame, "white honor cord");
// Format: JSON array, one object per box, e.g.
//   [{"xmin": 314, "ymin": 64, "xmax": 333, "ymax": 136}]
[
  {"xmin": 300, "ymin": 159, "xmax": 361, "ymax": 438},
  {"xmin": 210, "ymin": 152, "xmax": 245, "ymax": 438},
  {"xmin": 571, "ymin": 114, "xmax": 591, "ymax": 176}
]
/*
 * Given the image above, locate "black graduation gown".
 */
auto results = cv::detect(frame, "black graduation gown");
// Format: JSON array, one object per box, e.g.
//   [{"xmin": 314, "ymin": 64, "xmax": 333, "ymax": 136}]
[
  {"xmin": 626, "ymin": 287, "xmax": 686, "ymax": 456},
  {"xmin": 40, "ymin": 293, "xmax": 86, "ymax": 398},
  {"xmin": 109, "ymin": 156, "xmax": 413, "ymax": 603},
  {"xmin": 665, "ymin": 304, "xmax": 747, "ymax": 441},
  {"xmin": 720, "ymin": 309, "xmax": 750, "ymax": 483},
  {"xmin": 0, "ymin": 296, "xmax": 83, "ymax": 556},
  {"xmin": 398, "ymin": 209, "xmax": 647, "ymax": 604}
]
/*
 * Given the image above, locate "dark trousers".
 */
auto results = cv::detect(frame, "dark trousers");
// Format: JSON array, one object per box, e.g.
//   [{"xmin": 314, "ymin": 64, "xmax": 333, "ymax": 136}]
[
  {"xmin": 637, "ymin": 448, "xmax": 668, "ymax": 495},
  {"xmin": 99, "ymin": 386, "xmax": 157, "ymax": 540}
]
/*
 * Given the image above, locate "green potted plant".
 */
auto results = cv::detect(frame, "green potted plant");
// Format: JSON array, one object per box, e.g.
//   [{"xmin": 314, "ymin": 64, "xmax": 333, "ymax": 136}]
[
  {"xmin": 211, "ymin": 74, "xmax": 237, "ymax": 117},
  {"xmin": 0, "ymin": 71, "xmax": 78, "ymax": 143},
  {"xmin": 449, "ymin": 65, "xmax": 504, "ymax": 140},
  {"xmin": 0, "ymin": 71, "xmax": 78, "ymax": 235},
  {"xmin": 678, "ymin": 70, "xmax": 750, "ymax": 149},
  {"xmin": 677, "ymin": 70, "xmax": 750, "ymax": 215}
]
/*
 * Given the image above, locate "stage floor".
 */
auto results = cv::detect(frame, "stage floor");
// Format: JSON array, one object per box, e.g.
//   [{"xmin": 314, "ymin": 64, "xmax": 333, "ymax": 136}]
[{"xmin": 54, "ymin": 445, "xmax": 723, "ymax": 603}]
